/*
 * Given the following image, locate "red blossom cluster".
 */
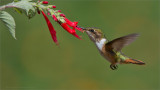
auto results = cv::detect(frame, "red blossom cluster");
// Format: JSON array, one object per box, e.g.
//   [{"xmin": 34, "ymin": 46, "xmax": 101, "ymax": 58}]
[{"xmin": 40, "ymin": 1, "xmax": 84, "ymax": 45}]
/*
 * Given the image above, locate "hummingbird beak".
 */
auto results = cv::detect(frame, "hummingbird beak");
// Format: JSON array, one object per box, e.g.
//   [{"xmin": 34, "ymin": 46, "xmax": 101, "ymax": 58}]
[
  {"xmin": 76, "ymin": 26, "xmax": 86, "ymax": 30},
  {"xmin": 82, "ymin": 28, "xmax": 86, "ymax": 30}
]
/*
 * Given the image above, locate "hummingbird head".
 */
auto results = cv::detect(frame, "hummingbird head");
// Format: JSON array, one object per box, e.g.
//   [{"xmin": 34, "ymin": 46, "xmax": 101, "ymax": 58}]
[{"xmin": 84, "ymin": 27, "xmax": 105, "ymax": 42}]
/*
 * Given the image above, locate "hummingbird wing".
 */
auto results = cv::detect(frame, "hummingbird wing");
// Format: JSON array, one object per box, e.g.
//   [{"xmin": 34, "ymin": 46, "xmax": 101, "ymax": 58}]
[{"xmin": 105, "ymin": 33, "xmax": 139, "ymax": 52}]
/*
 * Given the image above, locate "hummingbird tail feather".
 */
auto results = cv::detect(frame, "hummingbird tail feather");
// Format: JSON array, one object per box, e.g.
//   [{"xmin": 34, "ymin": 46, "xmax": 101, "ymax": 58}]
[{"xmin": 123, "ymin": 59, "xmax": 145, "ymax": 65}]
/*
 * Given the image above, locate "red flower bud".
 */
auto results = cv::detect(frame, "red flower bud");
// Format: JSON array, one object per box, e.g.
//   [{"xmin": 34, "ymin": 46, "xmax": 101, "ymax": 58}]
[
  {"xmin": 37, "ymin": 9, "xmax": 41, "ymax": 14},
  {"xmin": 57, "ymin": 10, "xmax": 61, "ymax": 12},
  {"xmin": 52, "ymin": 5, "xmax": 56, "ymax": 8},
  {"xmin": 60, "ymin": 14, "xmax": 65, "ymax": 17},
  {"xmin": 47, "ymin": 13, "xmax": 50, "ymax": 15},
  {"xmin": 52, "ymin": 15, "xmax": 58, "ymax": 21},
  {"xmin": 42, "ymin": 1, "xmax": 48, "ymax": 4},
  {"xmin": 41, "ymin": 11, "xmax": 58, "ymax": 45}
]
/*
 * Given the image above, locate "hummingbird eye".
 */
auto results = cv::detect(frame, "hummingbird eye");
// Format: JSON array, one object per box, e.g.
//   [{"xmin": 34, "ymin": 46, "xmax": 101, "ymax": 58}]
[{"xmin": 90, "ymin": 29, "xmax": 95, "ymax": 32}]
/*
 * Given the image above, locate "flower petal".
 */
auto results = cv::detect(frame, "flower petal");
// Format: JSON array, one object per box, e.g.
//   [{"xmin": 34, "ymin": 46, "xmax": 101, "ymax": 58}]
[
  {"xmin": 64, "ymin": 17, "xmax": 77, "ymax": 27},
  {"xmin": 64, "ymin": 17, "xmax": 84, "ymax": 32},
  {"xmin": 61, "ymin": 23, "xmax": 81, "ymax": 39},
  {"xmin": 52, "ymin": 15, "xmax": 58, "ymax": 21},
  {"xmin": 41, "ymin": 11, "xmax": 58, "ymax": 45},
  {"xmin": 61, "ymin": 23, "xmax": 75, "ymax": 33},
  {"xmin": 72, "ymin": 33, "xmax": 81, "ymax": 39}
]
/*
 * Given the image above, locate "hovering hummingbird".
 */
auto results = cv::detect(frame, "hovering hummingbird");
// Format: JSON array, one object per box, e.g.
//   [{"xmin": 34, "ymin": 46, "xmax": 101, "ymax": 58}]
[{"xmin": 84, "ymin": 27, "xmax": 145, "ymax": 70}]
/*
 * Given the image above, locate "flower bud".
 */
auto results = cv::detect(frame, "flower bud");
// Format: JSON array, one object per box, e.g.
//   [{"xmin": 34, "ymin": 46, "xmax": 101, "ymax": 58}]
[
  {"xmin": 42, "ymin": 1, "xmax": 48, "ymax": 4},
  {"xmin": 57, "ymin": 10, "xmax": 61, "ymax": 12},
  {"xmin": 37, "ymin": 9, "xmax": 41, "ymax": 14},
  {"xmin": 60, "ymin": 14, "xmax": 65, "ymax": 17},
  {"xmin": 47, "ymin": 13, "xmax": 50, "ymax": 15},
  {"xmin": 52, "ymin": 5, "xmax": 56, "ymax": 8}
]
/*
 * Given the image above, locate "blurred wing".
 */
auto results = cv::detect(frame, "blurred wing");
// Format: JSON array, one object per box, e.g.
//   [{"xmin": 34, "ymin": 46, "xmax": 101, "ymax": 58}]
[{"xmin": 105, "ymin": 33, "xmax": 139, "ymax": 52}]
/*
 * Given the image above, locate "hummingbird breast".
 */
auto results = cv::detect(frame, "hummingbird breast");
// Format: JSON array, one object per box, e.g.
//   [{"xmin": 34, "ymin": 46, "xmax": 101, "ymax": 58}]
[{"xmin": 95, "ymin": 38, "xmax": 117, "ymax": 64}]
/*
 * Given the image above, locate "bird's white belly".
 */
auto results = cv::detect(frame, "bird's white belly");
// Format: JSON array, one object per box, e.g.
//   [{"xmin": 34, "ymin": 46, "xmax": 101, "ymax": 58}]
[
  {"xmin": 94, "ymin": 39, "xmax": 112, "ymax": 63},
  {"xmin": 95, "ymin": 38, "xmax": 106, "ymax": 50}
]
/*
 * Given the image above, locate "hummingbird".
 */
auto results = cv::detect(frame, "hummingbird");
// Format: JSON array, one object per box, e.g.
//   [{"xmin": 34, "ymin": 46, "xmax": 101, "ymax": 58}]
[{"xmin": 84, "ymin": 27, "xmax": 145, "ymax": 70}]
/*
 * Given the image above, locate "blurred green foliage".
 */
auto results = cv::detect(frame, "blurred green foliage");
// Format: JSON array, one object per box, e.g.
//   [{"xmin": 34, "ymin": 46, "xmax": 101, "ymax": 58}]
[{"xmin": 0, "ymin": 0, "xmax": 159, "ymax": 90}]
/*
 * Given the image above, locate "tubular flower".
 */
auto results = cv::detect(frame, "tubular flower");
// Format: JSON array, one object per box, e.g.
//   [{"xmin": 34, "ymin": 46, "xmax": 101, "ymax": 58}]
[
  {"xmin": 37, "ymin": 1, "xmax": 85, "ymax": 45},
  {"xmin": 56, "ymin": 16, "xmax": 84, "ymax": 39},
  {"xmin": 61, "ymin": 23, "xmax": 81, "ymax": 39},
  {"xmin": 75, "ymin": 26, "xmax": 83, "ymax": 31},
  {"xmin": 52, "ymin": 15, "xmax": 58, "ymax": 21},
  {"xmin": 41, "ymin": 11, "xmax": 58, "ymax": 45},
  {"xmin": 64, "ymin": 17, "xmax": 84, "ymax": 32},
  {"xmin": 61, "ymin": 23, "xmax": 75, "ymax": 33}
]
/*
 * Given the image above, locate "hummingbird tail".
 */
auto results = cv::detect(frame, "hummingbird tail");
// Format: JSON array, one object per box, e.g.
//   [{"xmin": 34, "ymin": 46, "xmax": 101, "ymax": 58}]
[{"xmin": 123, "ymin": 59, "xmax": 145, "ymax": 65}]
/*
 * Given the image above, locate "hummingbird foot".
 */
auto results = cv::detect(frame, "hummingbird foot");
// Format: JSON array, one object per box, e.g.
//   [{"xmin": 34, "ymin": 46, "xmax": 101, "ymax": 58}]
[{"xmin": 110, "ymin": 64, "xmax": 118, "ymax": 70}]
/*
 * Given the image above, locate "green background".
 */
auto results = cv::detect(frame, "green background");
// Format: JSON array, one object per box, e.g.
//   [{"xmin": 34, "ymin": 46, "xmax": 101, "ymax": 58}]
[{"xmin": 0, "ymin": 0, "xmax": 159, "ymax": 90}]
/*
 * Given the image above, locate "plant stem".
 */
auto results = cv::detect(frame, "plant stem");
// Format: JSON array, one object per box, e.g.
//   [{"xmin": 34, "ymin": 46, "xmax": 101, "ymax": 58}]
[{"xmin": 0, "ymin": 3, "xmax": 17, "ymax": 11}]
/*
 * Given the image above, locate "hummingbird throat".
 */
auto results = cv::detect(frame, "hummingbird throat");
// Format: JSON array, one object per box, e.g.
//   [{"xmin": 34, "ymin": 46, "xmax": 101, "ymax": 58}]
[{"xmin": 95, "ymin": 38, "xmax": 107, "ymax": 50}]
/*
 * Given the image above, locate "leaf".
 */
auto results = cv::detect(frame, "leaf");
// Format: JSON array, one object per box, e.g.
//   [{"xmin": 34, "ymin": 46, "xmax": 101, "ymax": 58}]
[
  {"xmin": 0, "ymin": 11, "xmax": 16, "ymax": 39},
  {"xmin": 14, "ymin": 0, "xmax": 19, "ymax": 2},
  {"xmin": 13, "ymin": 8, "xmax": 23, "ymax": 14},
  {"xmin": 13, "ymin": 0, "xmax": 36, "ymax": 19}
]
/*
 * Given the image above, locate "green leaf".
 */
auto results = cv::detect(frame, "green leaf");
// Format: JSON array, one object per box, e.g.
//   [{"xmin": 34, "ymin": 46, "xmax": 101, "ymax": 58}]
[
  {"xmin": 14, "ymin": 0, "xmax": 19, "ymax": 2},
  {"xmin": 13, "ymin": 0, "xmax": 36, "ymax": 19},
  {"xmin": 0, "ymin": 11, "xmax": 16, "ymax": 39},
  {"xmin": 13, "ymin": 8, "xmax": 23, "ymax": 14}
]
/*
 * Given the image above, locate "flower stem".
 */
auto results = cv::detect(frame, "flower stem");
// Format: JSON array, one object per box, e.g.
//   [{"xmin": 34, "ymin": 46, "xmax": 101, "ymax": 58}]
[{"xmin": 0, "ymin": 3, "xmax": 17, "ymax": 11}]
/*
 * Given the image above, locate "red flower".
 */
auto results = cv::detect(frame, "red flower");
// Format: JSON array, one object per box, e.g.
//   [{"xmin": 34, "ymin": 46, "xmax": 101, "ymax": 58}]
[
  {"xmin": 52, "ymin": 5, "xmax": 56, "ymax": 8},
  {"xmin": 42, "ymin": 1, "xmax": 48, "ymax": 4},
  {"xmin": 61, "ymin": 23, "xmax": 81, "ymax": 39},
  {"xmin": 61, "ymin": 23, "xmax": 75, "ymax": 33},
  {"xmin": 55, "ymin": 16, "xmax": 84, "ymax": 39},
  {"xmin": 41, "ymin": 11, "xmax": 58, "ymax": 45},
  {"xmin": 75, "ymin": 26, "xmax": 83, "ymax": 31},
  {"xmin": 52, "ymin": 15, "xmax": 58, "ymax": 21},
  {"xmin": 64, "ymin": 17, "xmax": 83, "ymax": 32},
  {"xmin": 64, "ymin": 17, "xmax": 76, "ymax": 27}
]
